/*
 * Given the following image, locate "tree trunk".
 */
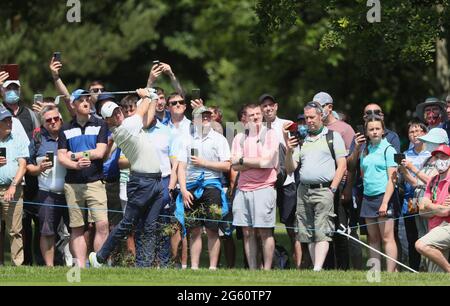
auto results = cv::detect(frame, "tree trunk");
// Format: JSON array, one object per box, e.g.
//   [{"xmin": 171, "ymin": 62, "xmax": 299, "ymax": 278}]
[{"xmin": 436, "ymin": 5, "xmax": 450, "ymax": 94}]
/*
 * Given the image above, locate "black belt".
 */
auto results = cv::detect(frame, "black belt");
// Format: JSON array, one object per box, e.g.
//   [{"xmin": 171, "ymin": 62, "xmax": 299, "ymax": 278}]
[
  {"xmin": 301, "ymin": 182, "xmax": 332, "ymax": 189},
  {"xmin": 130, "ymin": 172, "xmax": 162, "ymax": 179}
]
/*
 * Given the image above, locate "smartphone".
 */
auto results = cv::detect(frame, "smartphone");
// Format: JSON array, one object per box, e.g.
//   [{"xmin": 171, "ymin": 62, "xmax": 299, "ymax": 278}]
[
  {"xmin": 0, "ymin": 64, "xmax": 19, "ymax": 80},
  {"xmin": 53, "ymin": 52, "xmax": 61, "ymax": 62},
  {"xmin": 152, "ymin": 60, "xmax": 160, "ymax": 66},
  {"xmin": 287, "ymin": 122, "xmax": 299, "ymax": 138},
  {"xmin": 191, "ymin": 88, "xmax": 201, "ymax": 100},
  {"xmin": 0, "ymin": 147, "xmax": 5, "ymax": 158},
  {"xmin": 190, "ymin": 148, "xmax": 199, "ymax": 157},
  {"xmin": 356, "ymin": 124, "xmax": 365, "ymax": 135},
  {"xmin": 34, "ymin": 94, "xmax": 43, "ymax": 104},
  {"xmin": 394, "ymin": 153, "xmax": 405, "ymax": 164},
  {"xmin": 82, "ymin": 151, "xmax": 90, "ymax": 160},
  {"xmin": 46, "ymin": 151, "xmax": 54, "ymax": 167}
]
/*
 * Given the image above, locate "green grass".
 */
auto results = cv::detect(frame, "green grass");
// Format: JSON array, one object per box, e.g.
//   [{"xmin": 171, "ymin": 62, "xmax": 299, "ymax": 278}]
[
  {"xmin": 4, "ymin": 221, "xmax": 450, "ymax": 285},
  {"xmin": 1, "ymin": 267, "xmax": 450, "ymax": 286}
]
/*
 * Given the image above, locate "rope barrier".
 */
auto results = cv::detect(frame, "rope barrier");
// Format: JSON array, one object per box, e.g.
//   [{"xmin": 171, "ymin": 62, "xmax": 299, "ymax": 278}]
[
  {"xmin": 10, "ymin": 198, "xmax": 435, "ymax": 271},
  {"xmin": 12, "ymin": 199, "xmax": 438, "ymax": 235}
]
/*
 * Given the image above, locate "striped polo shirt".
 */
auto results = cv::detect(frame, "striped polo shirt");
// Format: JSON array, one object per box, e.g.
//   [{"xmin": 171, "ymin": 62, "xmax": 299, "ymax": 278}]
[{"xmin": 58, "ymin": 116, "xmax": 108, "ymax": 184}]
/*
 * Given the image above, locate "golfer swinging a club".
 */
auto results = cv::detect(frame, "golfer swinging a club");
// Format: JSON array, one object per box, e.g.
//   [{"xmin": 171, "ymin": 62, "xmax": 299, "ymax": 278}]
[{"xmin": 89, "ymin": 87, "xmax": 163, "ymax": 267}]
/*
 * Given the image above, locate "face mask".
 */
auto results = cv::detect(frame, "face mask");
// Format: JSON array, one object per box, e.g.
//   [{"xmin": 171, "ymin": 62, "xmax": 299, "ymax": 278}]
[
  {"xmin": 426, "ymin": 142, "xmax": 440, "ymax": 153},
  {"xmin": 4, "ymin": 90, "xmax": 20, "ymax": 104},
  {"xmin": 435, "ymin": 159, "xmax": 450, "ymax": 173}
]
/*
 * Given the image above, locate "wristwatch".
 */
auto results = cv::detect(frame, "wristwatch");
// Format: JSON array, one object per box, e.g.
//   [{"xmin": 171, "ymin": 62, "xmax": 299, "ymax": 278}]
[
  {"xmin": 330, "ymin": 187, "xmax": 337, "ymax": 194},
  {"xmin": 239, "ymin": 157, "xmax": 244, "ymax": 166},
  {"xmin": 11, "ymin": 179, "xmax": 17, "ymax": 187},
  {"xmin": 71, "ymin": 153, "xmax": 77, "ymax": 161}
]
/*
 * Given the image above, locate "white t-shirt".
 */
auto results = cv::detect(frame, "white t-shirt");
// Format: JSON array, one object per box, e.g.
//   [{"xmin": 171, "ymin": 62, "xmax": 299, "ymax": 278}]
[{"xmin": 111, "ymin": 114, "xmax": 160, "ymax": 174}]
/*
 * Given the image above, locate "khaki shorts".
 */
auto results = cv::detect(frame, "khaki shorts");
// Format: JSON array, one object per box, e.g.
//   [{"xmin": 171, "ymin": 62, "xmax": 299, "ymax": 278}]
[
  {"xmin": 296, "ymin": 184, "xmax": 335, "ymax": 243},
  {"xmin": 65, "ymin": 181, "xmax": 108, "ymax": 228},
  {"xmin": 419, "ymin": 222, "xmax": 450, "ymax": 250},
  {"xmin": 232, "ymin": 187, "xmax": 276, "ymax": 228}
]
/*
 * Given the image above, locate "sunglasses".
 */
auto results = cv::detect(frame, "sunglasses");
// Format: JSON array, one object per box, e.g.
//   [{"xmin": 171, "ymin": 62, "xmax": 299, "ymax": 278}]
[
  {"xmin": 365, "ymin": 109, "xmax": 382, "ymax": 116},
  {"xmin": 45, "ymin": 116, "xmax": 60, "ymax": 124},
  {"xmin": 169, "ymin": 100, "xmax": 185, "ymax": 106},
  {"xmin": 90, "ymin": 88, "xmax": 104, "ymax": 93},
  {"xmin": 306, "ymin": 101, "xmax": 322, "ymax": 109}
]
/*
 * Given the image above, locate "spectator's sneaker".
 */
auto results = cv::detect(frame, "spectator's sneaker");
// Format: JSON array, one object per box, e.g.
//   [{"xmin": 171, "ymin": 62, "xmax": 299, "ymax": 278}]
[{"xmin": 89, "ymin": 252, "xmax": 103, "ymax": 268}]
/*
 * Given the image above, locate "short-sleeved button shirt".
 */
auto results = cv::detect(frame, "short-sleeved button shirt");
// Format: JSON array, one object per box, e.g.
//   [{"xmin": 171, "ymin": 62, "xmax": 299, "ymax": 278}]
[
  {"xmin": 177, "ymin": 127, "xmax": 230, "ymax": 183},
  {"xmin": 58, "ymin": 116, "xmax": 108, "ymax": 184},
  {"xmin": 0, "ymin": 133, "xmax": 29, "ymax": 185}
]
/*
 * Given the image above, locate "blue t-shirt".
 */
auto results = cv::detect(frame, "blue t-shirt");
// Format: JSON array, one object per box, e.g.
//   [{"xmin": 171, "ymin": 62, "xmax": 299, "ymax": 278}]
[{"xmin": 360, "ymin": 138, "xmax": 397, "ymax": 196}]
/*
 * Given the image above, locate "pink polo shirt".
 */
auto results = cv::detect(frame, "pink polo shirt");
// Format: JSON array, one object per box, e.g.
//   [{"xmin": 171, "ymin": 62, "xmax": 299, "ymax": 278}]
[
  {"xmin": 424, "ymin": 173, "xmax": 450, "ymax": 230},
  {"xmin": 231, "ymin": 127, "xmax": 279, "ymax": 191}
]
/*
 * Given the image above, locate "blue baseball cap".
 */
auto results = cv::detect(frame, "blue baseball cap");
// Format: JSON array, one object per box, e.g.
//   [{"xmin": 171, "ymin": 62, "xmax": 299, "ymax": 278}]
[
  {"xmin": 70, "ymin": 89, "xmax": 89, "ymax": 103},
  {"xmin": 0, "ymin": 106, "xmax": 12, "ymax": 121}
]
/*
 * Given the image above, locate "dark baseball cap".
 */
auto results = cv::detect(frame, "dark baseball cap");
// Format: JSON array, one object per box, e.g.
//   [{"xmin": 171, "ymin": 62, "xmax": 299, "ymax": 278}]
[
  {"xmin": 97, "ymin": 93, "xmax": 116, "ymax": 104},
  {"xmin": 258, "ymin": 93, "xmax": 276, "ymax": 104}
]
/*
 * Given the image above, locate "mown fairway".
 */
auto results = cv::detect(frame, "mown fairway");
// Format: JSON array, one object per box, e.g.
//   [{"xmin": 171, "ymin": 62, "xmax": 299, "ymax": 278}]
[{"xmin": 1, "ymin": 267, "xmax": 449, "ymax": 286}]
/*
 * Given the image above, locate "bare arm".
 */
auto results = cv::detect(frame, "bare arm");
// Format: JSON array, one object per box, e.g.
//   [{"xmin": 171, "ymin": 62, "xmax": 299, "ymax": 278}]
[
  {"xmin": 177, "ymin": 161, "xmax": 194, "ymax": 207},
  {"xmin": 58, "ymin": 149, "xmax": 79, "ymax": 170},
  {"xmin": 419, "ymin": 197, "xmax": 450, "ymax": 218},
  {"xmin": 330, "ymin": 157, "xmax": 347, "ymax": 190},
  {"xmin": 135, "ymin": 88, "xmax": 158, "ymax": 128},
  {"xmin": 13, "ymin": 158, "xmax": 27, "ymax": 185},
  {"xmin": 4, "ymin": 158, "xmax": 27, "ymax": 202},
  {"xmin": 168, "ymin": 158, "xmax": 178, "ymax": 190},
  {"xmin": 190, "ymin": 156, "xmax": 230, "ymax": 173},
  {"xmin": 379, "ymin": 167, "xmax": 397, "ymax": 216},
  {"xmin": 26, "ymin": 159, "xmax": 53, "ymax": 176},
  {"xmin": 162, "ymin": 63, "xmax": 184, "ymax": 97},
  {"xmin": 118, "ymin": 156, "xmax": 130, "ymax": 169},
  {"xmin": 49, "ymin": 58, "xmax": 74, "ymax": 117}
]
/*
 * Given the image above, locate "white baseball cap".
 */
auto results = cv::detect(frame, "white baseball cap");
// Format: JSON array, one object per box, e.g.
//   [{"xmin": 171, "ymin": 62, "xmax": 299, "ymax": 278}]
[
  {"xmin": 101, "ymin": 101, "xmax": 120, "ymax": 119},
  {"xmin": 313, "ymin": 92, "xmax": 333, "ymax": 106},
  {"xmin": 3, "ymin": 80, "xmax": 21, "ymax": 88}
]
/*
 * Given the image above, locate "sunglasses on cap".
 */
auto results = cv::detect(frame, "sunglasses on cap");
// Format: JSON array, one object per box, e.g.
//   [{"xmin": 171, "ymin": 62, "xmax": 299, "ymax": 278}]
[
  {"xmin": 45, "ymin": 116, "xmax": 60, "ymax": 124},
  {"xmin": 365, "ymin": 109, "xmax": 382, "ymax": 116},
  {"xmin": 306, "ymin": 101, "xmax": 322, "ymax": 109},
  {"xmin": 169, "ymin": 100, "xmax": 185, "ymax": 106}
]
